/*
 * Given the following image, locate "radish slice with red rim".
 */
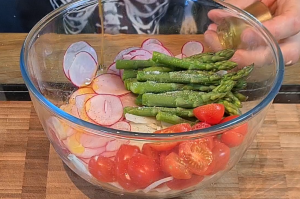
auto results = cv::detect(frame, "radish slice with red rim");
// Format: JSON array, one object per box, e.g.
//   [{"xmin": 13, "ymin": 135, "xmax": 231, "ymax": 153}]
[
  {"xmin": 131, "ymin": 54, "xmax": 151, "ymax": 60},
  {"xmin": 100, "ymin": 151, "xmax": 118, "ymax": 158},
  {"xmin": 76, "ymin": 147, "xmax": 106, "ymax": 159},
  {"xmin": 114, "ymin": 47, "xmax": 140, "ymax": 61},
  {"xmin": 122, "ymin": 49, "xmax": 152, "ymax": 60},
  {"xmin": 69, "ymin": 87, "xmax": 95, "ymax": 104},
  {"xmin": 69, "ymin": 52, "xmax": 98, "ymax": 88},
  {"xmin": 75, "ymin": 94, "xmax": 97, "ymax": 123},
  {"xmin": 141, "ymin": 38, "xmax": 163, "ymax": 48},
  {"xmin": 105, "ymin": 139, "xmax": 130, "ymax": 152},
  {"xmin": 92, "ymin": 73, "xmax": 129, "ymax": 96},
  {"xmin": 142, "ymin": 43, "xmax": 173, "ymax": 56},
  {"xmin": 85, "ymin": 94, "xmax": 123, "ymax": 126},
  {"xmin": 110, "ymin": 121, "xmax": 131, "ymax": 131},
  {"xmin": 107, "ymin": 62, "xmax": 120, "ymax": 76},
  {"xmin": 181, "ymin": 41, "xmax": 204, "ymax": 57},
  {"xmin": 175, "ymin": 54, "xmax": 187, "ymax": 59},
  {"xmin": 78, "ymin": 132, "xmax": 113, "ymax": 148},
  {"xmin": 119, "ymin": 93, "xmax": 138, "ymax": 107},
  {"xmin": 64, "ymin": 41, "xmax": 97, "ymax": 79}
]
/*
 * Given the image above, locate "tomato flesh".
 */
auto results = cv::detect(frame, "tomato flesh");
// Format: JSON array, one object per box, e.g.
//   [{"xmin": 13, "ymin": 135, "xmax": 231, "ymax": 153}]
[
  {"xmin": 192, "ymin": 122, "xmax": 211, "ymax": 130},
  {"xmin": 221, "ymin": 130, "xmax": 244, "ymax": 148},
  {"xmin": 88, "ymin": 156, "xmax": 116, "ymax": 182},
  {"xmin": 219, "ymin": 115, "xmax": 248, "ymax": 135},
  {"xmin": 142, "ymin": 143, "xmax": 160, "ymax": 163},
  {"xmin": 193, "ymin": 104, "xmax": 225, "ymax": 125},
  {"xmin": 166, "ymin": 175, "xmax": 204, "ymax": 190},
  {"xmin": 161, "ymin": 152, "xmax": 192, "ymax": 179},
  {"xmin": 178, "ymin": 140, "xmax": 213, "ymax": 176},
  {"xmin": 115, "ymin": 161, "xmax": 138, "ymax": 191},
  {"xmin": 115, "ymin": 144, "xmax": 140, "ymax": 163}
]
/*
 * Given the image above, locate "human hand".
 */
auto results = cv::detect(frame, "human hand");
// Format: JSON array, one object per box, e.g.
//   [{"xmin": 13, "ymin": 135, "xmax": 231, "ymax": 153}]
[{"xmin": 204, "ymin": 0, "xmax": 300, "ymax": 66}]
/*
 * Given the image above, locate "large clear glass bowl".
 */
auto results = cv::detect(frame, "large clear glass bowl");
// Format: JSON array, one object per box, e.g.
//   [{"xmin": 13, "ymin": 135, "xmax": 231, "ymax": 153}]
[{"xmin": 20, "ymin": 0, "xmax": 284, "ymax": 198}]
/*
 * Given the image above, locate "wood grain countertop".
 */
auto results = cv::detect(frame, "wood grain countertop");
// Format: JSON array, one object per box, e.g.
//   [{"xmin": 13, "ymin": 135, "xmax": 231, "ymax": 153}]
[
  {"xmin": 0, "ymin": 33, "xmax": 300, "ymax": 85},
  {"xmin": 0, "ymin": 101, "xmax": 300, "ymax": 199}
]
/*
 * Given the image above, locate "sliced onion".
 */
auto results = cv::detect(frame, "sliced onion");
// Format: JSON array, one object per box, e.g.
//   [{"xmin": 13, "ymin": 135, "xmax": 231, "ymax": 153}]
[{"xmin": 143, "ymin": 177, "xmax": 174, "ymax": 193}]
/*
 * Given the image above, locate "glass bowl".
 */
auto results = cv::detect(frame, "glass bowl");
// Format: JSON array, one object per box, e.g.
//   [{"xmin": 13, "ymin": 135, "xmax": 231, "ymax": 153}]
[{"xmin": 20, "ymin": 0, "xmax": 284, "ymax": 198}]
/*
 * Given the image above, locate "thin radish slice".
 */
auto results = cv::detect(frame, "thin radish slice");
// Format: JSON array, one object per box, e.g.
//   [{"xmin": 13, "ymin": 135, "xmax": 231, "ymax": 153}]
[
  {"xmin": 77, "ymin": 146, "xmax": 106, "ymax": 159},
  {"xmin": 86, "ymin": 95, "xmax": 123, "ymax": 126},
  {"xmin": 119, "ymin": 93, "xmax": 138, "ymax": 107},
  {"xmin": 100, "ymin": 151, "xmax": 118, "ymax": 158},
  {"xmin": 68, "ymin": 154, "xmax": 91, "ymax": 176},
  {"xmin": 60, "ymin": 104, "xmax": 80, "ymax": 118},
  {"xmin": 107, "ymin": 62, "xmax": 120, "ymax": 76},
  {"xmin": 79, "ymin": 157, "xmax": 91, "ymax": 164},
  {"xmin": 141, "ymin": 38, "xmax": 163, "ymax": 48},
  {"xmin": 110, "ymin": 121, "xmax": 131, "ymax": 131},
  {"xmin": 69, "ymin": 52, "xmax": 98, "ymax": 87},
  {"xmin": 105, "ymin": 139, "xmax": 130, "ymax": 152},
  {"xmin": 69, "ymin": 87, "xmax": 95, "ymax": 104},
  {"xmin": 142, "ymin": 43, "xmax": 173, "ymax": 56},
  {"xmin": 143, "ymin": 177, "xmax": 174, "ymax": 193},
  {"xmin": 114, "ymin": 47, "xmax": 140, "ymax": 61},
  {"xmin": 64, "ymin": 41, "xmax": 98, "ymax": 79},
  {"xmin": 75, "ymin": 94, "xmax": 97, "ymax": 123},
  {"xmin": 175, "ymin": 53, "xmax": 187, "ymax": 59},
  {"xmin": 122, "ymin": 49, "xmax": 152, "ymax": 60},
  {"xmin": 131, "ymin": 55, "xmax": 151, "ymax": 60},
  {"xmin": 181, "ymin": 41, "xmax": 204, "ymax": 57},
  {"xmin": 47, "ymin": 117, "xmax": 69, "ymax": 140},
  {"xmin": 92, "ymin": 73, "xmax": 129, "ymax": 96},
  {"xmin": 77, "ymin": 132, "xmax": 112, "ymax": 148}
]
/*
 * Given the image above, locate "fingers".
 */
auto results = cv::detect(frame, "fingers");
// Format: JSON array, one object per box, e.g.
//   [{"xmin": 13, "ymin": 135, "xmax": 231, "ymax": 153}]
[
  {"xmin": 279, "ymin": 32, "xmax": 300, "ymax": 65},
  {"xmin": 204, "ymin": 30, "xmax": 223, "ymax": 52},
  {"xmin": 223, "ymin": 0, "xmax": 256, "ymax": 9}
]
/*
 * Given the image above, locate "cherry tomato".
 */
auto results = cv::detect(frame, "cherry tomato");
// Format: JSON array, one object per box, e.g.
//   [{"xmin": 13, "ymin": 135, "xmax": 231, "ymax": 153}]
[
  {"xmin": 192, "ymin": 122, "xmax": 211, "ymax": 130},
  {"xmin": 88, "ymin": 156, "xmax": 116, "ymax": 182},
  {"xmin": 149, "ymin": 123, "xmax": 192, "ymax": 152},
  {"xmin": 193, "ymin": 104, "xmax": 225, "ymax": 125},
  {"xmin": 115, "ymin": 161, "xmax": 138, "ymax": 191},
  {"xmin": 196, "ymin": 136, "xmax": 215, "ymax": 151},
  {"xmin": 142, "ymin": 143, "xmax": 160, "ymax": 163},
  {"xmin": 221, "ymin": 130, "xmax": 244, "ymax": 148},
  {"xmin": 115, "ymin": 144, "xmax": 140, "ymax": 163},
  {"xmin": 127, "ymin": 153, "xmax": 162, "ymax": 188},
  {"xmin": 161, "ymin": 152, "xmax": 192, "ymax": 179},
  {"xmin": 205, "ymin": 142, "xmax": 231, "ymax": 175},
  {"xmin": 178, "ymin": 140, "xmax": 213, "ymax": 176},
  {"xmin": 166, "ymin": 175, "xmax": 204, "ymax": 190},
  {"xmin": 219, "ymin": 115, "xmax": 248, "ymax": 136}
]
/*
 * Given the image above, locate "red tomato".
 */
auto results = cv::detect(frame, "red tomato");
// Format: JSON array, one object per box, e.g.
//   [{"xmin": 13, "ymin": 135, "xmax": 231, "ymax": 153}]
[
  {"xmin": 219, "ymin": 115, "xmax": 248, "ymax": 135},
  {"xmin": 192, "ymin": 122, "xmax": 211, "ymax": 130},
  {"xmin": 166, "ymin": 175, "xmax": 204, "ymax": 190},
  {"xmin": 221, "ymin": 130, "xmax": 244, "ymax": 148},
  {"xmin": 142, "ymin": 143, "xmax": 160, "ymax": 163},
  {"xmin": 178, "ymin": 140, "xmax": 213, "ymax": 176},
  {"xmin": 193, "ymin": 104, "xmax": 225, "ymax": 125},
  {"xmin": 88, "ymin": 156, "xmax": 116, "ymax": 182},
  {"xmin": 205, "ymin": 142, "xmax": 230, "ymax": 175},
  {"xmin": 115, "ymin": 144, "xmax": 140, "ymax": 163},
  {"xmin": 148, "ymin": 123, "xmax": 192, "ymax": 152},
  {"xmin": 197, "ymin": 136, "xmax": 215, "ymax": 151},
  {"xmin": 161, "ymin": 152, "xmax": 192, "ymax": 179},
  {"xmin": 115, "ymin": 161, "xmax": 138, "ymax": 191},
  {"xmin": 127, "ymin": 153, "xmax": 162, "ymax": 188}
]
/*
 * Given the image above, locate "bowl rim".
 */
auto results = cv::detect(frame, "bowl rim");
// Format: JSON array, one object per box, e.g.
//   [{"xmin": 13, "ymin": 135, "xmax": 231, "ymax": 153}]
[{"xmin": 20, "ymin": 0, "xmax": 284, "ymax": 140}]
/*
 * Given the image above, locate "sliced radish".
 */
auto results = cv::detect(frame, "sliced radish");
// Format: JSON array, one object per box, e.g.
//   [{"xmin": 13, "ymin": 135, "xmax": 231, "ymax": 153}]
[
  {"xmin": 131, "ymin": 55, "xmax": 152, "ymax": 60},
  {"xmin": 77, "ymin": 147, "xmax": 106, "ymax": 159},
  {"xmin": 119, "ymin": 93, "xmax": 138, "ymax": 107},
  {"xmin": 114, "ymin": 47, "xmax": 140, "ymax": 61},
  {"xmin": 141, "ymin": 38, "xmax": 163, "ymax": 48},
  {"xmin": 122, "ymin": 49, "xmax": 152, "ymax": 60},
  {"xmin": 105, "ymin": 139, "xmax": 130, "ymax": 152},
  {"xmin": 47, "ymin": 116, "xmax": 69, "ymax": 140},
  {"xmin": 92, "ymin": 73, "xmax": 129, "ymax": 96},
  {"xmin": 75, "ymin": 94, "xmax": 97, "ymax": 123},
  {"xmin": 85, "ymin": 95, "xmax": 123, "ymax": 126},
  {"xmin": 64, "ymin": 41, "xmax": 97, "ymax": 79},
  {"xmin": 143, "ymin": 177, "xmax": 173, "ymax": 193},
  {"xmin": 60, "ymin": 104, "xmax": 80, "ymax": 118},
  {"xmin": 77, "ymin": 132, "xmax": 112, "ymax": 148},
  {"xmin": 175, "ymin": 53, "xmax": 187, "ymax": 59},
  {"xmin": 142, "ymin": 43, "xmax": 173, "ymax": 56},
  {"xmin": 107, "ymin": 62, "xmax": 120, "ymax": 76},
  {"xmin": 110, "ymin": 121, "xmax": 131, "ymax": 131},
  {"xmin": 69, "ymin": 87, "xmax": 95, "ymax": 104},
  {"xmin": 69, "ymin": 51, "xmax": 98, "ymax": 88},
  {"xmin": 181, "ymin": 41, "xmax": 204, "ymax": 57},
  {"xmin": 100, "ymin": 151, "xmax": 118, "ymax": 158},
  {"xmin": 68, "ymin": 154, "xmax": 91, "ymax": 176},
  {"xmin": 79, "ymin": 157, "xmax": 91, "ymax": 164}
]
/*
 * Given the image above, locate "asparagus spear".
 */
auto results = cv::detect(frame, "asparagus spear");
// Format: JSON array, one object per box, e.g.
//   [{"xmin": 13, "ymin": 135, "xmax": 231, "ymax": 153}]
[
  {"xmin": 124, "ymin": 78, "xmax": 137, "ymax": 90},
  {"xmin": 156, "ymin": 111, "xmax": 195, "ymax": 125},
  {"xmin": 186, "ymin": 49, "xmax": 235, "ymax": 63},
  {"xmin": 122, "ymin": 70, "xmax": 138, "ymax": 80},
  {"xmin": 222, "ymin": 64, "xmax": 254, "ymax": 81},
  {"xmin": 225, "ymin": 91, "xmax": 242, "ymax": 108},
  {"xmin": 143, "ymin": 66, "xmax": 173, "ymax": 72},
  {"xmin": 135, "ymin": 94, "xmax": 143, "ymax": 106},
  {"xmin": 116, "ymin": 60, "xmax": 154, "ymax": 69},
  {"xmin": 233, "ymin": 79, "xmax": 247, "ymax": 91},
  {"xmin": 152, "ymin": 51, "xmax": 238, "ymax": 71},
  {"xmin": 137, "ymin": 71, "xmax": 222, "ymax": 84},
  {"xmin": 218, "ymin": 100, "xmax": 242, "ymax": 115},
  {"xmin": 124, "ymin": 106, "xmax": 194, "ymax": 117},
  {"xmin": 212, "ymin": 80, "xmax": 236, "ymax": 93},
  {"xmin": 233, "ymin": 92, "xmax": 248, "ymax": 102}
]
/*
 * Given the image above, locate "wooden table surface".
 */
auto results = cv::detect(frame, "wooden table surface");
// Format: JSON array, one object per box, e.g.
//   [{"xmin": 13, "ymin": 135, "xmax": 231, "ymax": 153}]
[
  {"xmin": 0, "ymin": 101, "xmax": 300, "ymax": 199},
  {"xmin": 0, "ymin": 33, "xmax": 300, "ymax": 85}
]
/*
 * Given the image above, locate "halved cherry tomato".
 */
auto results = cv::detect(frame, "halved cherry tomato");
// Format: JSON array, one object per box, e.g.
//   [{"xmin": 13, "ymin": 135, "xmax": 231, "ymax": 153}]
[
  {"xmin": 148, "ymin": 123, "xmax": 192, "ymax": 152},
  {"xmin": 193, "ymin": 104, "xmax": 225, "ymax": 125},
  {"xmin": 221, "ymin": 130, "xmax": 244, "ymax": 147},
  {"xmin": 115, "ymin": 161, "xmax": 138, "ymax": 191},
  {"xmin": 192, "ymin": 122, "xmax": 211, "ymax": 130},
  {"xmin": 127, "ymin": 153, "xmax": 162, "ymax": 188},
  {"xmin": 197, "ymin": 136, "xmax": 215, "ymax": 151},
  {"xmin": 166, "ymin": 175, "xmax": 204, "ymax": 190},
  {"xmin": 178, "ymin": 140, "xmax": 213, "ymax": 176},
  {"xmin": 142, "ymin": 143, "xmax": 160, "ymax": 163},
  {"xmin": 161, "ymin": 152, "xmax": 192, "ymax": 179},
  {"xmin": 115, "ymin": 144, "xmax": 140, "ymax": 163},
  {"xmin": 219, "ymin": 115, "xmax": 248, "ymax": 136},
  {"xmin": 88, "ymin": 156, "xmax": 116, "ymax": 182},
  {"xmin": 205, "ymin": 142, "xmax": 230, "ymax": 175}
]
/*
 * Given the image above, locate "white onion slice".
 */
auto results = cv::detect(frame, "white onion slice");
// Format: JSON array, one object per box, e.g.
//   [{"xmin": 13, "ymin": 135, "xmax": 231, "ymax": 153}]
[{"xmin": 143, "ymin": 177, "xmax": 174, "ymax": 193}]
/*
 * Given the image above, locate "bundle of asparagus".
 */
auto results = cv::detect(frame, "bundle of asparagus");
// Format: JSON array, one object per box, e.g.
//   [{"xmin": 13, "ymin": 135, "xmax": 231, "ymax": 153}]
[{"xmin": 116, "ymin": 49, "xmax": 253, "ymax": 125}]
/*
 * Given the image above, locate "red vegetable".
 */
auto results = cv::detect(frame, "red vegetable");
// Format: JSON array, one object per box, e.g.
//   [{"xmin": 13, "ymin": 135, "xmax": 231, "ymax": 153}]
[{"xmin": 193, "ymin": 104, "xmax": 225, "ymax": 125}]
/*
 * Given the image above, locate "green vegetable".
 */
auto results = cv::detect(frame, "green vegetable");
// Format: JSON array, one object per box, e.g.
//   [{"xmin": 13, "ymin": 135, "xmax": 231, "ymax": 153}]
[
  {"xmin": 124, "ymin": 106, "xmax": 194, "ymax": 117},
  {"xmin": 156, "ymin": 111, "xmax": 195, "ymax": 125},
  {"xmin": 186, "ymin": 49, "xmax": 235, "ymax": 63},
  {"xmin": 116, "ymin": 60, "xmax": 154, "ymax": 69},
  {"xmin": 135, "ymin": 94, "xmax": 143, "ymax": 106},
  {"xmin": 143, "ymin": 66, "xmax": 173, "ymax": 72},
  {"xmin": 233, "ymin": 92, "xmax": 248, "ymax": 102},
  {"xmin": 122, "ymin": 70, "xmax": 138, "ymax": 80},
  {"xmin": 218, "ymin": 100, "xmax": 242, "ymax": 115},
  {"xmin": 222, "ymin": 64, "xmax": 254, "ymax": 81},
  {"xmin": 225, "ymin": 91, "xmax": 242, "ymax": 108}
]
